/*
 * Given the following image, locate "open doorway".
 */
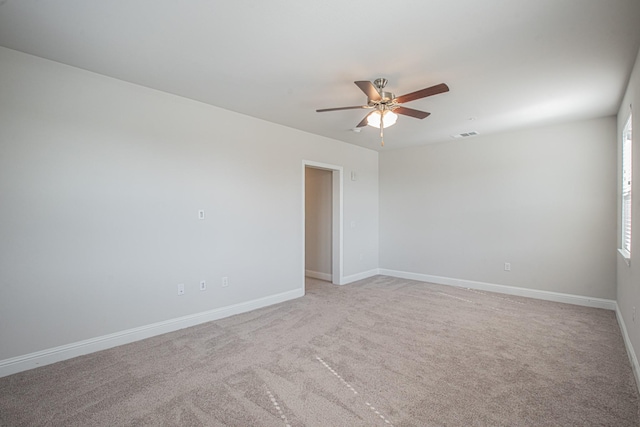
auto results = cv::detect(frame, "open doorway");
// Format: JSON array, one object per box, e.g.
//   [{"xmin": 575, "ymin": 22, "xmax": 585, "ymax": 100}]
[{"xmin": 303, "ymin": 161, "xmax": 342, "ymax": 288}]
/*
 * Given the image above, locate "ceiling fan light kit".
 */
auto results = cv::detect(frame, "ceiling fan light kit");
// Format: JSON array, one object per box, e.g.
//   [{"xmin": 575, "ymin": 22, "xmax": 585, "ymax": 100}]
[
  {"xmin": 366, "ymin": 110, "xmax": 397, "ymax": 128},
  {"xmin": 316, "ymin": 78, "xmax": 449, "ymax": 146}
]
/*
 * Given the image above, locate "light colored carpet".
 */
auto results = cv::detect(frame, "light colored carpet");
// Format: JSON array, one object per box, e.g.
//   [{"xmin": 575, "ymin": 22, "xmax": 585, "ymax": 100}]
[{"xmin": 1, "ymin": 275, "xmax": 638, "ymax": 426}]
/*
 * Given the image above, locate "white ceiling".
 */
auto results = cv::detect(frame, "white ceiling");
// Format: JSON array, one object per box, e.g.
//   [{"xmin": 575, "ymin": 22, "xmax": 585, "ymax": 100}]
[{"xmin": 1, "ymin": 0, "xmax": 640, "ymax": 151}]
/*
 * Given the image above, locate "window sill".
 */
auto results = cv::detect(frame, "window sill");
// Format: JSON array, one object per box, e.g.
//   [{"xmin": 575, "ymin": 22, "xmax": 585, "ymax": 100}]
[{"xmin": 618, "ymin": 248, "xmax": 631, "ymax": 267}]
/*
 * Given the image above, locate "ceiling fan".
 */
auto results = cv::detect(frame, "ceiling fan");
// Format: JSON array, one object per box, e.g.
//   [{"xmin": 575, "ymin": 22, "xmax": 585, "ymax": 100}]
[{"xmin": 316, "ymin": 78, "xmax": 449, "ymax": 146}]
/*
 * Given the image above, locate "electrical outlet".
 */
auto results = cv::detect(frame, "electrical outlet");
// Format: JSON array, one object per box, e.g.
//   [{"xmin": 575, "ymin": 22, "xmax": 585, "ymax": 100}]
[
  {"xmin": 198, "ymin": 210, "xmax": 205, "ymax": 220},
  {"xmin": 504, "ymin": 262, "xmax": 511, "ymax": 272},
  {"xmin": 177, "ymin": 283, "xmax": 185, "ymax": 296},
  {"xmin": 222, "ymin": 276, "xmax": 229, "ymax": 288},
  {"xmin": 199, "ymin": 280, "xmax": 206, "ymax": 291}
]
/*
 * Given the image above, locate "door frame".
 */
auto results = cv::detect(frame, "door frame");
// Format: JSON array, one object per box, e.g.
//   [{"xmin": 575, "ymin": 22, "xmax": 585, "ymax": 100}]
[{"xmin": 302, "ymin": 160, "xmax": 343, "ymax": 287}]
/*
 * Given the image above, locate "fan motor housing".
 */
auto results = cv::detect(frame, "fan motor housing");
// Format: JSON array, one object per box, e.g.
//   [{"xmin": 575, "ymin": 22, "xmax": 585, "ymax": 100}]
[
  {"xmin": 379, "ymin": 91, "xmax": 395, "ymax": 103},
  {"xmin": 368, "ymin": 91, "xmax": 396, "ymax": 107}
]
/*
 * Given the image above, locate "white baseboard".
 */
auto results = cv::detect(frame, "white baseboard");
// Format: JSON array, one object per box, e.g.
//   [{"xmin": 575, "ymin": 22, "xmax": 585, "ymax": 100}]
[
  {"xmin": 305, "ymin": 270, "xmax": 332, "ymax": 281},
  {"xmin": 340, "ymin": 268, "xmax": 380, "ymax": 285},
  {"xmin": 0, "ymin": 288, "xmax": 304, "ymax": 378},
  {"xmin": 305, "ymin": 269, "xmax": 378, "ymax": 285},
  {"xmin": 615, "ymin": 305, "xmax": 640, "ymax": 393},
  {"xmin": 378, "ymin": 269, "xmax": 617, "ymax": 310}
]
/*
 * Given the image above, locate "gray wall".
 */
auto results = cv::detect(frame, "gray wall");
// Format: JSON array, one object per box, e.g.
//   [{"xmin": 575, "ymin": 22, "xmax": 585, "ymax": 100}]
[
  {"xmin": 380, "ymin": 117, "xmax": 617, "ymax": 299},
  {"xmin": 305, "ymin": 167, "xmax": 332, "ymax": 278},
  {"xmin": 0, "ymin": 47, "xmax": 379, "ymax": 360},
  {"xmin": 617, "ymin": 47, "xmax": 640, "ymax": 370}
]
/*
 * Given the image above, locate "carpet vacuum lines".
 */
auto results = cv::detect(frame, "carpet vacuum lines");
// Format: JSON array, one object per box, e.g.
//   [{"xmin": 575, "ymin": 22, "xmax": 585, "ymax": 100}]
[
  {"xmin": 265, "ymin": 385, "xmax": 292, "ymax": 427},
  {"xmin": 464, "ymin": 287, "xmax": 526, "ymax": 305},
  {"xmin": 435, "ymin": 291, "xmax": 503, "ymax": 312},
  {"xmin": 315, "ymin": 355, "xmax": 394, "ymax": 426}
]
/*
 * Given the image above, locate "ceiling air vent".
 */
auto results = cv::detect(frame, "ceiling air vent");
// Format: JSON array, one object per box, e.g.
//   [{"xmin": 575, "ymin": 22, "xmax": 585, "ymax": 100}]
[{"xmin": 452, "ymin": 131, "xmax": 479, "ymax": 139}]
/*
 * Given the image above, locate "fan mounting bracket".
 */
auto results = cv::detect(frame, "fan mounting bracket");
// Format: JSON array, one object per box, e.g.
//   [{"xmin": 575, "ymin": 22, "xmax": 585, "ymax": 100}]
[
  {"xmin": 373, "ymin": 78, "xmax": 388, "ymax": 90},
  {"xmin": 371, "ymin": 78, "xmax": 395, "ymax": 103}
]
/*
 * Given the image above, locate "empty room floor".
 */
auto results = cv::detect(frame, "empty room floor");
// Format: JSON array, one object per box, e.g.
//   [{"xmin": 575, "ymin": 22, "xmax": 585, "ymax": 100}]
[{"xmin": 1, "ymin": 276, "xmax": 638, "ymax": 426}]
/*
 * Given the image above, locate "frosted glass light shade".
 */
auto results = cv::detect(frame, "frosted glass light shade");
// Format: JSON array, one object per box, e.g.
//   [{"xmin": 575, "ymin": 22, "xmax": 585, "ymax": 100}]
[{"xmin": 367, "ymin": 110, "xmax": 398, "ymax": 128}]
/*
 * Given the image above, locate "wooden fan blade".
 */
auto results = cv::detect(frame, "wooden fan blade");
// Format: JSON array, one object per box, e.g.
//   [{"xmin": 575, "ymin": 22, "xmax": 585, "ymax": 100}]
[
  {"xmin": 356, "ymin": 112, "xmax": 373, "ymax": 128},
  {"xmin": 316, "ymin": 105, "xmax": 369, "ymax": 112},
  {"xmin": 395, "ymin": 83, "xmax": 449, "ymax": 104},
  {"xmin": 394, "ymin": 106, "xmax": 431, "ymax": 119},
  {"xmin": 354, "ymin": 81, "xmax": 382, "ymax": 101}
]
